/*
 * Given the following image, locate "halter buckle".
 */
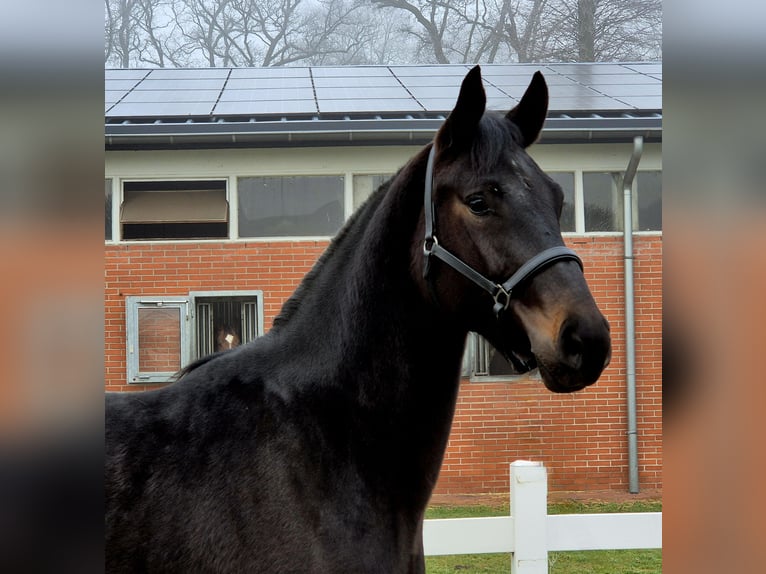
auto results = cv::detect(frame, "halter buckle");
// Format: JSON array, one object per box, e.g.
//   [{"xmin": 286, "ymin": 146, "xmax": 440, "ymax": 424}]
[{"xmin": 492, "ymin": 285, "xmax": 511, "ymax": 317}]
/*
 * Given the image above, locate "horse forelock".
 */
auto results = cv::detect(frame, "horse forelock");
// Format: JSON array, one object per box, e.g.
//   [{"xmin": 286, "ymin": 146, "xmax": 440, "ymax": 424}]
[{"xmin": 470, "ymin": 112, "xmax": 522, "ymax": 175}]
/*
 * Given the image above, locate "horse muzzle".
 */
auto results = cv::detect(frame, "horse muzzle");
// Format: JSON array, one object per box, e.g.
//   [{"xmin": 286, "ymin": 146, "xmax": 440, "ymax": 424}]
[{"xmin": 535, "ymin": 313, "xmax": 612, "ymax": 393}]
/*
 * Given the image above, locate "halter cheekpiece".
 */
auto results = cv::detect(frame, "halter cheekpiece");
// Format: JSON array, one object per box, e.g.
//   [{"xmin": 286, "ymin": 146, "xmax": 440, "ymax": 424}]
[{"xmin": 422, "ymin": 146, "xmax": 584, "ymax": 317}]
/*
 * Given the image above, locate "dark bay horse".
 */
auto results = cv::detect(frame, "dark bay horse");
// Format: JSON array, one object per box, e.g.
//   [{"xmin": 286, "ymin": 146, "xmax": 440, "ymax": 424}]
[{"xmin": 105, "ymin": 66, "xmax": 610, "ymax": 573}]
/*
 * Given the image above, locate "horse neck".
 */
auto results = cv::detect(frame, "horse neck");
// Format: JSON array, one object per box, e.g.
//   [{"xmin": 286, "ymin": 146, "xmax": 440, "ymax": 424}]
[{"xmin": 271, "ymin": 146, "xmax": 467, "ymax": 410}]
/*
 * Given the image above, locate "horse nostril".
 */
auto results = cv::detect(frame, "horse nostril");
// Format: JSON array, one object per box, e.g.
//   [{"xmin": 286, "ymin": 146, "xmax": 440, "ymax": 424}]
[
  {"xmin": 559, "ymin": 316, "xmax": 611, "ymax": 379},
  {"xmin": 559, "ymin": 320, "xmax": 584, "ymax": 371}
]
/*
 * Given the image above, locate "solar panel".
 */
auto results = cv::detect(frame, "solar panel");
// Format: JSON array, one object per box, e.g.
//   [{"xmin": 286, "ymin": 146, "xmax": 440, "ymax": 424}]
[
  {"xmin": 213, "ymin": 100, "xmax": 317, "ymax": 115},
  {"xmin": 317, "ymin": 98, "xmax": 421, "ymax": 114},
  {"xmin": 311, "ymin": 66, "xmax": 392, "ymax": 78},
  {"xmin": 105, "ymin": 79, "xmax": 145, "ymax": 92},
  {"xmin": 134, "ymin": 78, "xmax": 226, "ymax": 91},
  {"xmin": 315, "ymin": 86, "xmax": 410, "ymax": 100},
  {"xmin": 229, "ymin": 67, "xmax": 309, "ymax": 79},
  {"xmin": 121, "ymin": 89, "xmax": 222, "ymax": 104},
  {"xmin": 147, "ymin": 68, "xmax": 229, "ymax": 80},
  {"xmin": 104, "ymin": 63, "xmax": 662, "ymax": 120},
  {"xmin": 106, "ymin": 69, "xmax": 149, "ymax": 80},
  {"xmin": 548, "ymin": 96, "xmax": 632, "ymax": 111},
  {"xmin": 391, "ymin": 65, "xmax": 471, "ymax": 77},
  {"xmin": 107, "ymin": 102, "xmax": 216, "ymax": 117},
  {"xmin": 219, "ymin": 87, "xmax": 315, "ymax": 102},
  {"xmin": 226, "ymin": 77, "xmax": 313, "ymax": 90},
  {"xmin": 312, "ymin": 75, "xmax": 401, "ymax": 88}
]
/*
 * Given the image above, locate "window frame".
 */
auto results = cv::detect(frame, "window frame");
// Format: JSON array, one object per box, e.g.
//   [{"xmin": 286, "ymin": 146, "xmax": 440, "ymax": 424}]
[{"xmin": 125, "ymin": 296, "xmax": 192, "ymax": 384}]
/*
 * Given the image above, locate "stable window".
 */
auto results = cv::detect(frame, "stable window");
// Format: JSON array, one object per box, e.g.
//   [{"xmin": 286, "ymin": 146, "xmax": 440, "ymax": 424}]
[
  {"xmin": 238, "ymin": 175, "xmax": 344, "ymax": 237},
  {"xmin": 126, "ymin": 291, "xmax": 264, "ymax": 384},
  {"xmin": 126, "ymin": 297, "xmax": 191, "ymax": 384},
  {"xmin": 190, "ymin": 291, "xmax": 264, "ymax": 357},
  {"xmin": 121, "ymin": 180, "xmax": 228, "ymax": 240}
]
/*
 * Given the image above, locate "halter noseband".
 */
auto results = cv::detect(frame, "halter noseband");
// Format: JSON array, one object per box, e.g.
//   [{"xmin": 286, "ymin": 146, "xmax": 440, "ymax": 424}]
[{"xmin": 422, "ymin": 146, "xmax": 584, "ymax": 317}]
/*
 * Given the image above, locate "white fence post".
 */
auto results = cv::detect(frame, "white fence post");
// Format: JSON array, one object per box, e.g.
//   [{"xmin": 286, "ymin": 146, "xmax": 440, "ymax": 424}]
[{"xmin": 510, "ymin": 460, "xmax": 548, "ymax": 574}]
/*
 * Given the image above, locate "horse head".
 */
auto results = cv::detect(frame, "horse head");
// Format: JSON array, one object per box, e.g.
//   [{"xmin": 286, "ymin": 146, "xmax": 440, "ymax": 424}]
[{"xmin": 422, "ymin": 66, "xmax": 611, "ymax": 393}]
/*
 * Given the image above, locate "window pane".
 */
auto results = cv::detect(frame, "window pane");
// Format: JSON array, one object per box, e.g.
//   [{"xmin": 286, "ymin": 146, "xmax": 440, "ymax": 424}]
[
  {"xmin": 548, "ymin": 172, "xmax": 575, "ymax": 232},
  {"xmin": 238, "ymin": 175, "xmax": 344, "ymax": 237},
  {"xmin": 352, "ymin": 174, "xmax": 392, "ymax": 210},
  {"xmin": 637, "ymin": 171, "xmax": 662, "ymax": 231},
  {"xmin": 584, "ymin": 172, "xmax": 623, "ymax": 232},
  {"xmin": 105, "ymin": 179, "xmax": 112, "ymax": 241},
  {"xmin": 137, "ymin": 307, "xmax": 181, "ymax": 373}
]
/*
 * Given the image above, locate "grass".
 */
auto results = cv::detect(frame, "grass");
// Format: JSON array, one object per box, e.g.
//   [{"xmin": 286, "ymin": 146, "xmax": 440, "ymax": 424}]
[{"xmin": 424, "ymin": 500, "xmax": 662, "ymax": 574}]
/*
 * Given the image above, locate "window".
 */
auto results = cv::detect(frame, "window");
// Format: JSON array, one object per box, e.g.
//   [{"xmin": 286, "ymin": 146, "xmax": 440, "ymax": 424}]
[
  {"xmin": 190, "ymin": 291, "xmax": 263, "ymax": 357},
  {"xmin": 238, "ymin": 175, "xmax": 344, "ymax": 237},
  {"xmin": 126, "ymin": 291, "xmax": 264, "ymax": 384},
  {"xmin": 126, "ymin": 297, "xmax": 191, "ymax": 384},
  {"xmin": 121, "ymin": 180, "xmax": 228, "ymax": 240},
  {"xmin": 548, "ymin": 172, "xmax": 575, "ymax": 232},
  {"xmin": 105, "ymin": 179, "xmax": 112, "ymax": 241},
  {"xmin": 582, "ymin": 170, "xmax": 662, "ymax": 233},
  {"xmin": 636, "ymin": 171, "xmax": 662, "ymax": 231},
  {"xmin": 584, "ymin": 171, "xmax": 624, "ymax": 232},
  {"xmin": 462, "ymin": 333, "xmax": 529, "ymax": 379},
  {"xmin": 352, "ymin": 174, "xmax": 392, "ymax": 210}
]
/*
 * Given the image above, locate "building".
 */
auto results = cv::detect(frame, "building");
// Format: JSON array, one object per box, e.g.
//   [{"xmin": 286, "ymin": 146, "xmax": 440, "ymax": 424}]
[{"xmin": 105, "ymin": 63, "xmax": 662, "ymax": 496}]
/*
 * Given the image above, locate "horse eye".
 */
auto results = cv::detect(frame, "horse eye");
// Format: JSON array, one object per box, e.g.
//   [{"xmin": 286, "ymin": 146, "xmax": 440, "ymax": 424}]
[{"xmin": 466, "ymin": 195, "xmax": 491, "ymax": 216}]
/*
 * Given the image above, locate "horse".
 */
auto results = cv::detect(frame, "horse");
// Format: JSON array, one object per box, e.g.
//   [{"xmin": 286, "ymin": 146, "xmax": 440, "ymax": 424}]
[{"xmin": 105, "ymin": 66, "xmax": 611, "ymax": 573}]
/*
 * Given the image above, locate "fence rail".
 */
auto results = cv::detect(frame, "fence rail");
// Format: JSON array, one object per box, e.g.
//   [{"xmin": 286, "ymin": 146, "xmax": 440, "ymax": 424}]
[{"xmin": 423, "ymin": 461, "xmax": 661, "ymax": 573}]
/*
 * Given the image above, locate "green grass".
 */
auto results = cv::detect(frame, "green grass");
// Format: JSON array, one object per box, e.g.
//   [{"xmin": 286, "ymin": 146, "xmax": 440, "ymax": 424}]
[{"xmin": 425, "ymin": 500, "xmax": 662, "ymax": 574}]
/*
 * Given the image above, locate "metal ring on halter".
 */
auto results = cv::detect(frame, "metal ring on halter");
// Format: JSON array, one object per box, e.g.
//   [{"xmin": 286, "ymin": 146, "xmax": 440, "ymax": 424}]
[
  {"xmin": 492, "ymin": 286, "xmax": 511, "ymax": 317},
  {"xmin": 423, "ymin": 235, "xmax": 438, "ymax": 255}
]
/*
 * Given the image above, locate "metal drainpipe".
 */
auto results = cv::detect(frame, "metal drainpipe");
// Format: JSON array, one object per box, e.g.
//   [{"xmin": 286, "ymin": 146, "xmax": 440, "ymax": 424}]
[{"xmin": 623, "ymin": 136, "xmax": 643, "ymax": 494}]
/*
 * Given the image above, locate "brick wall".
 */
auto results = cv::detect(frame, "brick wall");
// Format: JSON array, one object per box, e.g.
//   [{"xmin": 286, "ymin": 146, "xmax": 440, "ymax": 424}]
[{"xmin": 104, "ymin": 234, "xmax": 662, "ymax": 495}]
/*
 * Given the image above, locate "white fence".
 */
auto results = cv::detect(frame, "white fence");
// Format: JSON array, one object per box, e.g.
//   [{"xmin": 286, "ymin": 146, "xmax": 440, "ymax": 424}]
[{"xmin": 423, "ymin": 460, "xmax": 662, "ymax": 573}]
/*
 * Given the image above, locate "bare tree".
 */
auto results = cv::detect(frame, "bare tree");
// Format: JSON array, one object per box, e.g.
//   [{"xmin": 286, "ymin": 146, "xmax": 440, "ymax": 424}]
[
  {"xmin": 105, "ymin": 0, "xmax": 142, "ymax": 67},
  {"xmin": 104, "ymin": 0, "xmax": 661, "ymax": 68},
  {"xmin": 546, "ymin": 0, "xmax": 662, "ymax": 61}
]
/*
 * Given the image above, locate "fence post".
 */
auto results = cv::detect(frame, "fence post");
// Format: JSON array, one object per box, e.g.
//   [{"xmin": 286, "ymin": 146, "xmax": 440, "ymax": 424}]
[{"xmin": 510, "ymin": 460, "xmax": 548, "ymax": 574}]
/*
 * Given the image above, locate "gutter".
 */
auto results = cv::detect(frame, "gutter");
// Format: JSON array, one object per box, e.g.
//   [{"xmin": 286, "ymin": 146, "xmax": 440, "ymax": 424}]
[{"xmin": 104, "ymin": 114, "xmax": 662, "ymax": 150}]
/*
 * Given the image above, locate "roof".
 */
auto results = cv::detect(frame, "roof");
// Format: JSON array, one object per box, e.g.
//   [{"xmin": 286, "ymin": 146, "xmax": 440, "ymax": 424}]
[{"xmin": 105, "ymin": 63, "xmax": 661, "ymax": 149}]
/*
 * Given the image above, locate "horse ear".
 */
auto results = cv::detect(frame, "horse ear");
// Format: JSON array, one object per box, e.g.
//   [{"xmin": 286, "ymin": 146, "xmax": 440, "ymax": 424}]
[
  {"xmin": 506, "ymin": 71, "xmax": 548, "ymax": 147},
  {"xmin": 435, "ymin": 65, "xmax": 486, "ymax": 152}
]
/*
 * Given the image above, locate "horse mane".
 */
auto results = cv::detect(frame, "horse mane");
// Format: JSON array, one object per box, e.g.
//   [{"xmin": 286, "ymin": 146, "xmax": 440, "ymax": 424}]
[
  {"xmin": 173, "ymin": 350, "xmax": 233, "ymax": 380},
  {"xmin": 271, "ymin": 174, "xmax": 397, "ymax": 330},
  {"xmin": 173, "ymin": 174, "xmax": 401, "ymax": 381}
]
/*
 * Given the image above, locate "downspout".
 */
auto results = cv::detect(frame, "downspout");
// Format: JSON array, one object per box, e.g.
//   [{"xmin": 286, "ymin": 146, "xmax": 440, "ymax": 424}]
[{"xmin": 623, "ymin": 136, "xmax": 643, "ymax": 494}]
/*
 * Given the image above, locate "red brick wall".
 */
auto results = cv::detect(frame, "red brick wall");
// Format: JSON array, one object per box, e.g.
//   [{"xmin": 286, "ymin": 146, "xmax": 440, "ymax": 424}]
[{"xmin": 104, "ymin": 235, "xmax": 662, "ymax": 495}]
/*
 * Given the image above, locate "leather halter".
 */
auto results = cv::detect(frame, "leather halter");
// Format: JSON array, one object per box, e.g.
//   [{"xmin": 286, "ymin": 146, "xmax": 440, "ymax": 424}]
[{"xmin": 422, "ymin": 145, "xmax": 584, "ymax": 317}]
